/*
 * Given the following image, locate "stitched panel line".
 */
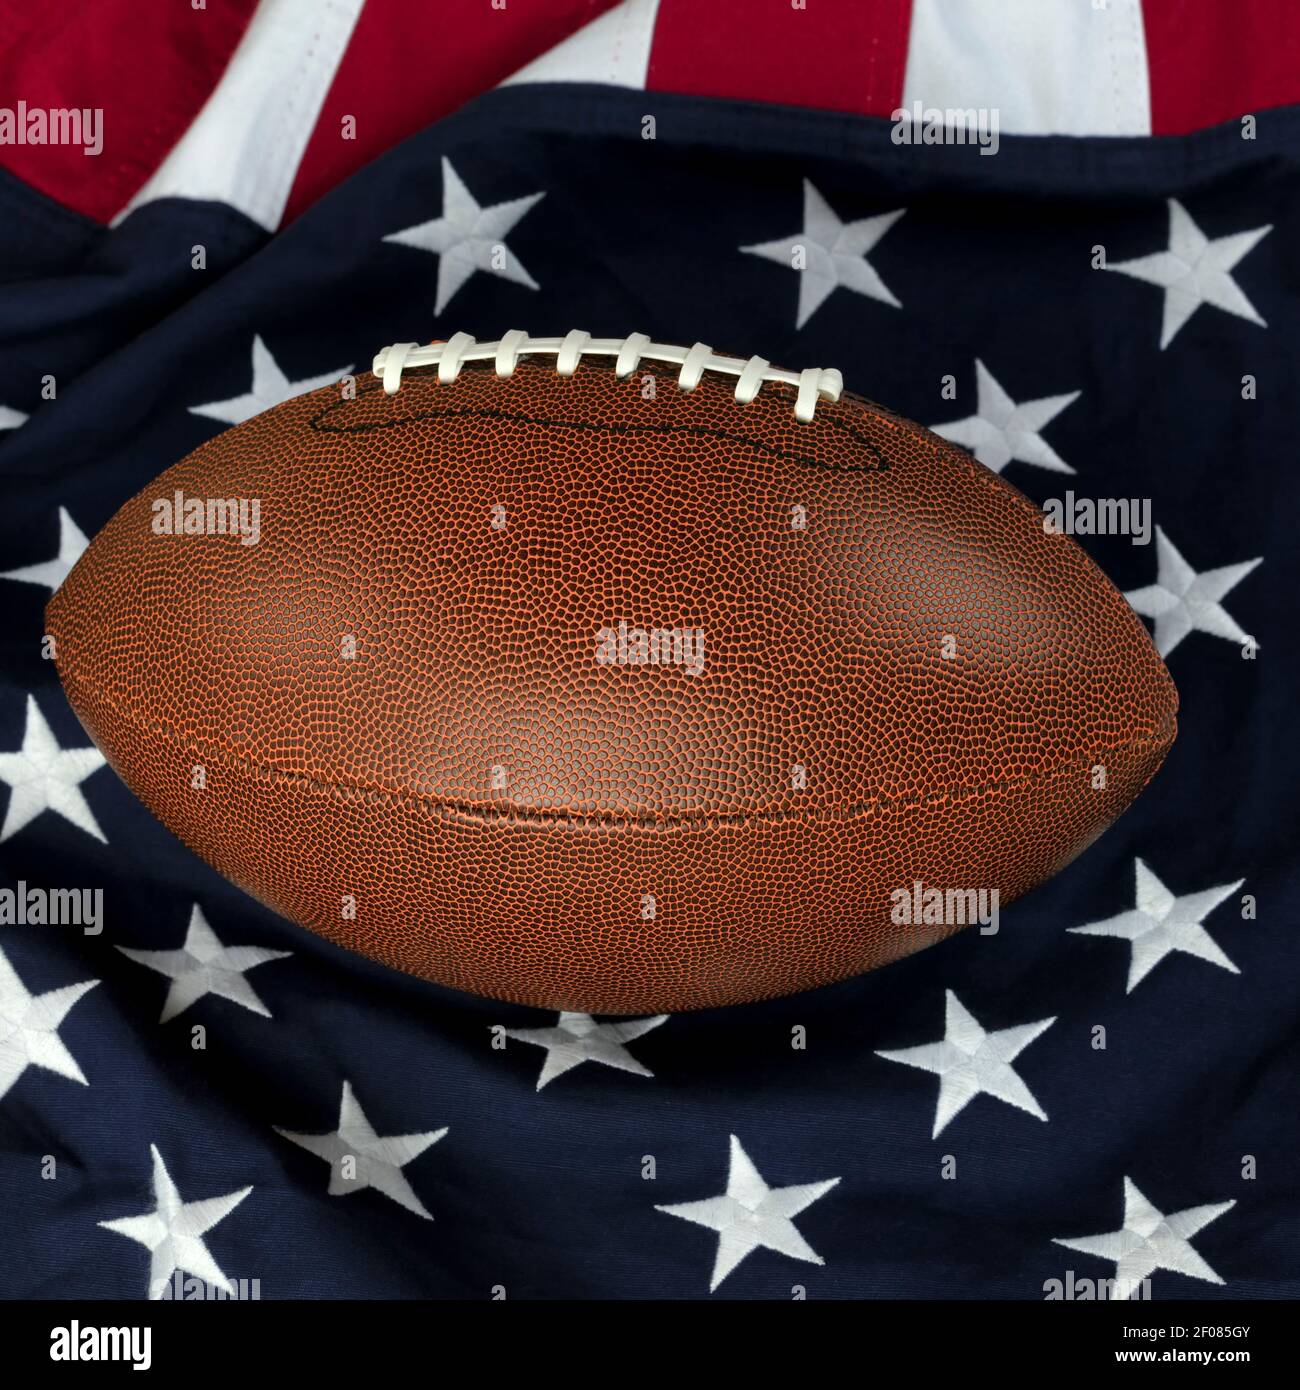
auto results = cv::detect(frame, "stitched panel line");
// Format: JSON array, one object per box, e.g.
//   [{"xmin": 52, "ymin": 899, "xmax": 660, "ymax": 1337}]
[
  {"xmin": 312, "ymin": 371, "xmax": 891, "ymax": 472},
  {"xmin": 56, "ymin": 665, "xmax": 1176, "ymax": 831}
]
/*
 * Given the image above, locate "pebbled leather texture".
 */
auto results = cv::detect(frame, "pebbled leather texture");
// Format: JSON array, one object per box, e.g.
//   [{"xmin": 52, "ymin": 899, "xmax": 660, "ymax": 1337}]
[{"xmin": 47, "ymin": 350, "xmax": 1177, "ymax": 1013}]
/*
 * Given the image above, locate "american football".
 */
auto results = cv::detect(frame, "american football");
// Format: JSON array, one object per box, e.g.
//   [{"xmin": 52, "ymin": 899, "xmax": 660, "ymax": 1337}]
[{"xmin": 46, "ymin": 330, "xmax": 1177, "ymax": 1014}]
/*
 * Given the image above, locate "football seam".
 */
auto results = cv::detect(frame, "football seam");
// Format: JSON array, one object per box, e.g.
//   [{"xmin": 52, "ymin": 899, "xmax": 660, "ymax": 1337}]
[
  {"xmin": 54, "ymin": 663, "xmax": 1176, "ymax": 829},
  {"xmin": 310, "ymin": 368, "xmax": 892, "ymax": 471}
]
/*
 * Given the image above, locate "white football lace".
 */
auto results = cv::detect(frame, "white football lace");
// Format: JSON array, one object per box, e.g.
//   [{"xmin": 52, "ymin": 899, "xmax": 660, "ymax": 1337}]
[{"xmin": 371, "ymin": 331, "xmax": 845, "ymax": 423}]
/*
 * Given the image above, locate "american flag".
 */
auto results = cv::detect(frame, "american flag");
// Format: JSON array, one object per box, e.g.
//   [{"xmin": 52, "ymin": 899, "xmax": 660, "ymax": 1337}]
[{"xmin": 0, "ymin": 0, "xmax": 1293, "ymax": 1309}]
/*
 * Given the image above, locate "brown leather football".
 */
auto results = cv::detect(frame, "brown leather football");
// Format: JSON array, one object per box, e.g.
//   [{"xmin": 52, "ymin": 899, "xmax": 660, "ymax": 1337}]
[{"xmin": 46, "ymin": 331, "xmax": 1176, "ymax": 1014}]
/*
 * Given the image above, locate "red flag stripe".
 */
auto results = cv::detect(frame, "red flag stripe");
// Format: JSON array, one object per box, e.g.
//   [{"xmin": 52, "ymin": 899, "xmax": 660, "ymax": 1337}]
[
  {"xmin": 0, "ymin": 0, "xmax": 257, "ymax": 224},
  {"xmin": 647, "ymin": 0, "xmax": 913, "ymax": 118},
  {"xmin": 283, "ymin": 0, "xmax": 621, "ymax": 225},
  {"xmin": 1144, "ymin": 0, "xmax": 1300, "ymax": 135}
]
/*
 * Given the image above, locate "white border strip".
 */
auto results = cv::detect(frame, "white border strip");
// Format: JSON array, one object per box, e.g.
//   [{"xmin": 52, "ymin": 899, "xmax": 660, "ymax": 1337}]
[
  {"xmin": 113, "ymin": 0, "xmax": 365, "ymax": 230},
  {"xmin": 902, "ymin": 0, "xmax": 1151, "ymax": 136}
]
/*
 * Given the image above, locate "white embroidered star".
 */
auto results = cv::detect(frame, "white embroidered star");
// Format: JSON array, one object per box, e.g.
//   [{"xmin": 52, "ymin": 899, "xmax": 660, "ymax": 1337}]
[
  {"xmin": 1, "ymin": 508, "xmax": 89, "ymax": 593},
  {"xmin": 275, "ymin": 1081, "xmax": 446, "ymax": 1220},
  {"xmin": 0, "ymin": 694, "xmax": 107, "ymax": 843},
  {"xmin": 505, "ymin": 1010, "xmax": 667, "ymax": 1090},
  {"xmin": 1105, "ymin": 199, "xmax": 1271, "ymax": 349},
  {"xmin": 1125, "ymin": 526, "xmax": 1261, "ymax": 657},
  {"xmin": 188, "ymin": 336, "xmax": 353, "ymax": 425},
  {"xmin": 99, "ymin": 1145, "xmax": 252, "ymax": 1300},
  {"xmin": 931, "ymin": 359, "xmax": 1080, "ymax": 474},
  {"xmin": 656, "ymin": 1134, "xmax": 839, "ymax": 1292},
  {"xmin": 0, "ymin": 943, "xmax": 98, "ymax": 1101},
  {"xmin": 117, "ymin": 904, "xmax": 292, "ymax": 1022},
  {"xmin": 875, "ymin": 990, "xmax": 1056, "ymax": 1137},
  {"xmin": 1069, "ymin": 859, "xmax": 1242, "ymax": 992},
  {"xmin": 0, "ymin": 403, "xmax": 28, "ymax": 431},
  {"xmin": 1053, "ymin": 1177, "xmax": 1235, "ymax": 1298},
  {"xmin": 741, "ymin": 179, "xmax": 905, "ymax": 328},
  {"xmin": 383, "ymin": 156, "xmax": 545, "ymax": 315}
]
